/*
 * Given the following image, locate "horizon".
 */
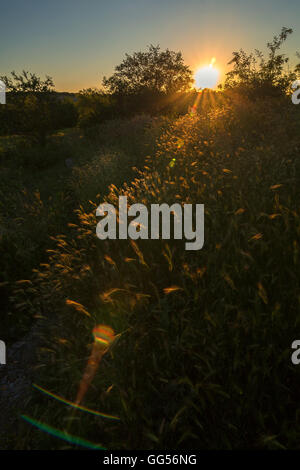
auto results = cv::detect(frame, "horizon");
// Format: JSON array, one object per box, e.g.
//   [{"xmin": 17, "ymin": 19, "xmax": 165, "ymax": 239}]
[{"xmin": 1, "ymin": 0, "xmax": 300, "ymax": 92}]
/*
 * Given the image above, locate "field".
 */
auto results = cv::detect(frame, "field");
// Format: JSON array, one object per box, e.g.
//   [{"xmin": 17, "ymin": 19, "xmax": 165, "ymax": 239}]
[{"xmin": 0, "ymin": 90, "xmax": 299, "ymax": 449}]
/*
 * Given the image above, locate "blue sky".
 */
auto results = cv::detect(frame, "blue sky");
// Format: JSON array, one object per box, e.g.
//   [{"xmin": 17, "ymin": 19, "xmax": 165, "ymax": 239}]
[{"xmin": 1, "ymin": 0, "xmax": 299, "ymax": 91}]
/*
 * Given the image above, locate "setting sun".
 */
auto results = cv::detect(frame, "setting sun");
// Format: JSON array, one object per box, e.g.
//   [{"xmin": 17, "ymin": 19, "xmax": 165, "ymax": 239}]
[{"xmin": 194, "ymin": 58, "xmax": 219, "ymax": 89}]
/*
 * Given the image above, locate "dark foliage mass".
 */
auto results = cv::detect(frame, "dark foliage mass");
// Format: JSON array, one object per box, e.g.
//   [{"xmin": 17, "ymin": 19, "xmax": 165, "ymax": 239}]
[
  {"xmin": 225, "ymin": 27, "xmax": 300, "ymax": 98},
  {"xmin": 103, "ymin": 44, "xmax": 193, "ymax": 95},
  {"xmin": 0, "ymin": 71, "xmax": 78, "ymax": 145}
]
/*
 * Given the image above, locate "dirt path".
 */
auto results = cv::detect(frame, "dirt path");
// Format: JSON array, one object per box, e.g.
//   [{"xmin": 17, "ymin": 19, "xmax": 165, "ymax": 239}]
[{"xmin": 0, "ymin": 322, "xmax": 41, "ymax": 448}]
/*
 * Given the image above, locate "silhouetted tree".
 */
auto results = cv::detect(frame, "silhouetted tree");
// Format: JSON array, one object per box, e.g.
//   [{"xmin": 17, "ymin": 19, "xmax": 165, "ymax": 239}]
[
  {"xmin": 103, "ymin": 45, "xmax": 193, "ymax": 94},
  {"xmin": 102, "ymin": 45, "xmax": 193, "ymax": 115},
  {"xmin": 225, "ymin": 27, "xmax": 300, "ymax": 99},
  {"xmin": 0, "ymin": 71, "xmax": 77, "ymax": 144}
]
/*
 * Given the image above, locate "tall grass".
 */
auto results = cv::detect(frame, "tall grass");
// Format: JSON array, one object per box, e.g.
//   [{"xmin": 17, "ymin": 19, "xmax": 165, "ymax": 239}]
[
  {"xmin": 6, "ymin": 94, "xmax": 300, "ymax": 449},
  {"xmin": 0, "ymin": 116, "xmax": 163, "ymax": 342}
]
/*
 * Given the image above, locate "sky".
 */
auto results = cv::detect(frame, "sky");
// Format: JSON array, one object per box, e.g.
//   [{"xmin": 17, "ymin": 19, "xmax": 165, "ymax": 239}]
[{"xmin": 1, "ymin": 0, "xmax": 300, "ymax": 91}]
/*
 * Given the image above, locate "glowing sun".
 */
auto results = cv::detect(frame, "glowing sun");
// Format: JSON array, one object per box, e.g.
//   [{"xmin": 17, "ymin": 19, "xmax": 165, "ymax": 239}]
[{"xmin": 194, "ymin": 58, "xmax": 219, "ymax": 89}]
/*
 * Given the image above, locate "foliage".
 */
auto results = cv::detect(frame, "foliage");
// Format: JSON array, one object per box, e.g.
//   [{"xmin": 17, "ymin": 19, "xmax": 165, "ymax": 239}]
[
  {"xmin": 102, "ymin": 45, "xmax": 193, "ymax": 116},
  {"xmin": 0, "ymin": 117, "xmax": 163, "ymax": 342},
  {"xmin": 103, "ymin": 45, "xmax": 193, "ymax": 95},
  {"xmin": 9, "ymin": 92, "xmax": 300, "ymax": 450},
  {"xmin": 225, "ymin": 27, "xmax": 300, "ymax": 98},
  {"xmin": 2, "ymin": 30, "xmax": 300, "ymax": 450},
  {"xmin": 0, "ymin": 71, "xmax": 77, "ymax": 144},
  {"xmin": 77, "ymin": 88, "xmax": 116, "ymax": 129}
]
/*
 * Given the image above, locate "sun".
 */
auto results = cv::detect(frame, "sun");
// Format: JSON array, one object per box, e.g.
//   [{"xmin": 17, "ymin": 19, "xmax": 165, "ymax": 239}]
[{"xmin": 194, "ymin": 58, "xmax": 219, "ymax": 90}]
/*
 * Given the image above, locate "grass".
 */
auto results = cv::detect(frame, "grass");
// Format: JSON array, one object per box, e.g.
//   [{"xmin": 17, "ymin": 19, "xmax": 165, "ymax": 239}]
[
  {"xmin": 0, "ymin": 116, "xmax": 164, "ymax": 342},
  {"xmin": 1, "ymin": 93, "xmax": 300, "ymax": 449}
]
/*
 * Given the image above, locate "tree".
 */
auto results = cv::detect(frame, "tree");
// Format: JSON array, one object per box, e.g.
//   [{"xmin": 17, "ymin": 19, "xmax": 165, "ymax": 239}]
[
  {"xmin": 103, "ymin": 45, "xmax": 193, "ymax": 96},
  {"xmin": 0, "ymin": 71, "xmax": 77, "ymax": 145},
  {"xmin": 1, "ymin": 70, "xmax": 54, "ymax": 94},
  {"xmin": 225, "ymin": 27, "xmax": 300, "ymax": 98},
  {"xmin": 77, "ymin": 88, "xmax": 115, "ymax": 129}
]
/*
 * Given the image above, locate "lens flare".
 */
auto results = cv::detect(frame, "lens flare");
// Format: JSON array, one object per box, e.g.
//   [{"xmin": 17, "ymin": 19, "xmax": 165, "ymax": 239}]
[
  {"xmin": 33, "ymin": 383, "xmax": 120, "ymax": 420},
  {"xmin": 21, "ymin": 415, "xmax": 106, "ymax": 450},
  {"xmin": 22, "ymin": 326, "xmax": 119, "ymax": 449},
  {"xmin": 169, "ymin": 158, "xmax": 176, "ymax": 168},
  {"xmin": 93, "ymin": 325, "xmax": 115, "ymax": 346},
  {"xmin": 76, "ymin": 325, "xmax": 116, "ymax": 405}
]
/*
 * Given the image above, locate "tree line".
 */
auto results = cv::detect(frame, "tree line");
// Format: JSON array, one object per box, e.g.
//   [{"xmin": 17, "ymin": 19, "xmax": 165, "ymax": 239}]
[{"xmin": 0, "ymin": 28, "xmax": 299, "ymax": 146}]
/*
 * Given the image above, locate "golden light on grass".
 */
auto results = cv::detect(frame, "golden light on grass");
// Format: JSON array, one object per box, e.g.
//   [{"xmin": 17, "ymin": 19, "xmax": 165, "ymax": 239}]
[{"xmin": 194, "ymin": 57, "xmax": 219, "ymax": 90}]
